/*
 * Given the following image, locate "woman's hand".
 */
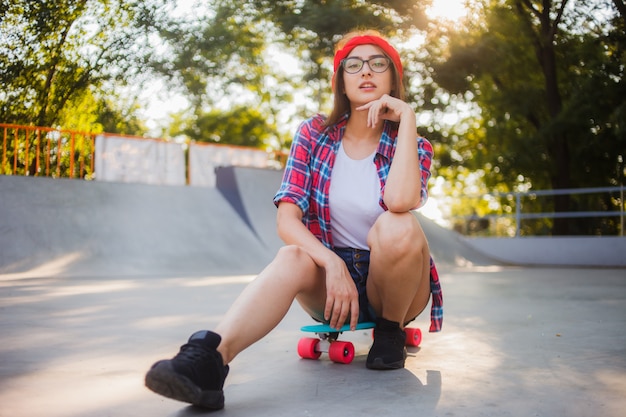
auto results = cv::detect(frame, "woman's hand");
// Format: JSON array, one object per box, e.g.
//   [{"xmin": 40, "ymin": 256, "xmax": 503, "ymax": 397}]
[
  {"xmin": 323, "ymin": 254, "xmax": 360, "ymax": 331},
  {"xmin": 355, "ymin": 94, "xmax": 413, "ymax": 128}
]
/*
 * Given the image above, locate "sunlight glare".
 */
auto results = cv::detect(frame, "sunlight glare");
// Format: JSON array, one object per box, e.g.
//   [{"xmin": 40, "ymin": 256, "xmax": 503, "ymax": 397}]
[
  {"xmin": 420, "ymin": 197, "xmax": 447, "ymax": 227},
  {"xmin": 426, "ymin": 0, "xmax": 469, "ymax": 21}
]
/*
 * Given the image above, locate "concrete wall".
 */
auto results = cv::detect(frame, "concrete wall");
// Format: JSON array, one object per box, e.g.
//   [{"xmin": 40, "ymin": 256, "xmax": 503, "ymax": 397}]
[{"xmin": 464, "ymin": 236, "xmax": 626, "ymax": 268}]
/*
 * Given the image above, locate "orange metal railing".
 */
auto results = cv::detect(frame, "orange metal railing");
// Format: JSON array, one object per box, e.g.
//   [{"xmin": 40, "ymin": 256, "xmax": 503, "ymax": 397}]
[
  {"xmin": 1, "ymin": 123, "xmax": 97, "ymax": 179},
  {"xmin": 1, "ymin": 123, "xmax": 289, "ymax": 182}
]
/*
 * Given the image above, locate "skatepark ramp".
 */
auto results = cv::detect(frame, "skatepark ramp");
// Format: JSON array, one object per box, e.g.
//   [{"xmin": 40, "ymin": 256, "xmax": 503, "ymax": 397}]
[
  {"xmin": 3, "ymin": 167, "xmax": 621, "ymax": 278},
  {"xmin": 0, "ymin": 167, "xmax": 505, "ymax": 278},
  {"xmin": 0, "ymin": 172, "xmax": 281, "ymax": 278}
]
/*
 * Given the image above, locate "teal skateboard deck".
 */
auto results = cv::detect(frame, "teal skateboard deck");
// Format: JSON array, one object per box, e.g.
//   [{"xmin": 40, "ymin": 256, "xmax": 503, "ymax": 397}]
[
  {"xmin": 297, "ymin": 321, "xmax": 421, "ymax": 364},
  {"xmin": 300, "ymin": 321, "xmax": 375, "ymax": 334}
]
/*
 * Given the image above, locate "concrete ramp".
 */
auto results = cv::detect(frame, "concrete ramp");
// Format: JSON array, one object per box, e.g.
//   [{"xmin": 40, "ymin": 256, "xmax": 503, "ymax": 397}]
[
  {"xmin": 213, "ymin": 166, "xmax": 499, "ymax": 268},
  {"xmin": 0, "ymin": 169, "xmax": 501, "ymax": 278},
  {"xmin": 415, "ymin": 212, "xmax": 502, "ymax": 267},
  {"xmin": 0, "ymin": 175, "xmax": 278, "ymax": 278},
  {"xmin": 215, "ymin": 166, "xmax": 284, "ymax": 250}
]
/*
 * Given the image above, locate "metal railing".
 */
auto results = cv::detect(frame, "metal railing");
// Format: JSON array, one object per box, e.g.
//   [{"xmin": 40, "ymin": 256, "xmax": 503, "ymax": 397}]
[
  {"xmin": 1, "ymin": 123, "xmax": 98, "ymax": 179},
  {"xmin": 453, "ymin": 186, "xmax": 625, "ymax": 237}
]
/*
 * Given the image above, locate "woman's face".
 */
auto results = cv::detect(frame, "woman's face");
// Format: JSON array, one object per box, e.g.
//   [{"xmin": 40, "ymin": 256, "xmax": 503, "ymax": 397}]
[{"xmin": 342, "ymin": 44, "xmax": 394, "ymax": 107}]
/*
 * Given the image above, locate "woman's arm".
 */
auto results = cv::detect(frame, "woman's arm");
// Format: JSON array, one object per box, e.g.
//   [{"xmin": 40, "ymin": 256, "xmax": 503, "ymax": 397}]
[{"xmin": 357, "ymin": 94, "xmax": 422, "ymax": 212}]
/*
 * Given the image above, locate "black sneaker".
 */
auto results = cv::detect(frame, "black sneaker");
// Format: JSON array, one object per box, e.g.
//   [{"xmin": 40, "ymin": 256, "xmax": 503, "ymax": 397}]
[
  {"xmin": 145, "ymin": 330, "xmax": 230, "ymax": 409},
  {"xmin": 366, "ymin": 317, "xmax": 407, "ymax": 370}
]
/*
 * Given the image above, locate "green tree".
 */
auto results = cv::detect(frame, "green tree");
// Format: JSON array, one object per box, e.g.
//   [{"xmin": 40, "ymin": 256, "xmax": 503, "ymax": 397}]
[
  {"xmin": 425, "ymin": 0, "xmax": 625, "ymax": 235},
  {"xmin": 95, "ymin": 97, "xmax": 148, "ymax": 136},
  {"xmin": 150, "ymin": 0, "xmax": 295, "ymax": 148},
  {"xmin": 173, "ymin": 105, "xmax": 281, "ymax": 148},
  {"xmin": 0, "ymin": 0, "xmax": 165, "ymax": 130},
  {"xmin": 151, "ymin": 0, "xmax": 436, "ymax": 148}
]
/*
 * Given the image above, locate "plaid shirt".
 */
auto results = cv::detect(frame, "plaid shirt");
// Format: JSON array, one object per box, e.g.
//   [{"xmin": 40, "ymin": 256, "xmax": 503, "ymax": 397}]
[{"xmin": 274, "ymin": 113, "xmax": 443, "ymax": 332}]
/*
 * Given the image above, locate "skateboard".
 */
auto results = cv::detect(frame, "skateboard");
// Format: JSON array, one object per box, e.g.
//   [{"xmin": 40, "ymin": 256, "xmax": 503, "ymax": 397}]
[{"xmin": 297, "ymin": 321, "xmax": 421, "ymax": 364}]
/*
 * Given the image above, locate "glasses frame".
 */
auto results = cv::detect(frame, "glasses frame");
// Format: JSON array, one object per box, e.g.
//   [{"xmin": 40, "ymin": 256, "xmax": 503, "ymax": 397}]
[{"xmin": 341, "ymin": 56, "xmax": 391, "ymax": 74}]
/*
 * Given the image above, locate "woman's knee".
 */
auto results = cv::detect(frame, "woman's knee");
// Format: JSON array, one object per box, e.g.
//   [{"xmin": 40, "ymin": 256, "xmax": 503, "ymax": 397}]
[
  {"xmin": 273, "ymin": 246, "xmax": 326, "ymax": 314},
  {"xmin": 274, "ymin": 245, "xmax": 308, "ymax": 263},
  {"xmin": 271, "ymin": 245, "xmax": 320, "ymax": 285},
  {"xmin": 368, "ymin": 211, "xmax": 426, "ymax": 255}
]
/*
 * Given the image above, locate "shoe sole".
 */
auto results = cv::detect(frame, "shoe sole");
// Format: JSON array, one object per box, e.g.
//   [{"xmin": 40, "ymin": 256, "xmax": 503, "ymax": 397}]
[
  {"xmin": 366, "ymin": 357, "xmax": 406, "ymax": 370},
  {"xmin": 145, "ymin": 361, "xmax": 224, "ymax": 409}
]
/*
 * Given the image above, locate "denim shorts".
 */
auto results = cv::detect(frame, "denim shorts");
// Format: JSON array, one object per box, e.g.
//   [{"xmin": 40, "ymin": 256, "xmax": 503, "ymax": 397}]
[{"xmin": 332, "ymin": 247, "xmax": 378, "ymax": 323}]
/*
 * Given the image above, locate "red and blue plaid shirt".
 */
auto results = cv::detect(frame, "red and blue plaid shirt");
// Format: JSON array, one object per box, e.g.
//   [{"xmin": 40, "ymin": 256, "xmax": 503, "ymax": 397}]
[{"xmin": 274, "ymin": 113, "xmax": 443, "ymax": 332}]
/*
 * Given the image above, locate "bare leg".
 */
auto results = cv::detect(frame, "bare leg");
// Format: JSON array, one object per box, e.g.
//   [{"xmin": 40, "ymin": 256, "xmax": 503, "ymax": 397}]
[
  {"xmin": 145, "ymin": 245, "xmax": 329, "ymax": 408},
  {"xmin": 366, "ymin": 211, "xmax": 431, "ymax": 327},
  {"xmin": 215, "ymin": 245, "xmax": 327, "ymax": 364}
]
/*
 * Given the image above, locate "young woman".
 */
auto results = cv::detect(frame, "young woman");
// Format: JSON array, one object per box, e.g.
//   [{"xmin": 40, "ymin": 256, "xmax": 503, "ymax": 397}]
[{"xmin": 145, "ymin": 30, "xmax": 443, "ymax": 410}]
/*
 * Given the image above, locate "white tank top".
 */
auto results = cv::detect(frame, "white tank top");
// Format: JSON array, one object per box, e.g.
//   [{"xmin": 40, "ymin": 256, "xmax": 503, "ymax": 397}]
[{"xmin": 329, "ymin": 141, "xmax": 384, "ymax": 249}]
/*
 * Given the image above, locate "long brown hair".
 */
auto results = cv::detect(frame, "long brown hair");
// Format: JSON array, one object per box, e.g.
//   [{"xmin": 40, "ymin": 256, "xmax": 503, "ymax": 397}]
[{"xmin": 324, "ymin": 30, "xmax": 405, "ymax": 128}]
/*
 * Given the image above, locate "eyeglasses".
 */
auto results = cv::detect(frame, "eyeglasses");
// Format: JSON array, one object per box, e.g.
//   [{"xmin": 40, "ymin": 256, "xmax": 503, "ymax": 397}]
[{"xmin": 341, "ymin": 56, "xmax": 391, "ymax": 74}]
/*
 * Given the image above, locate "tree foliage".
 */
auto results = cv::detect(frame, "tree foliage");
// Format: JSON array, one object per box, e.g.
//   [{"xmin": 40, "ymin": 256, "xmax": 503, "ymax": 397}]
[
  {"xmin": 172, "ymin": 105, "xmax": 278, "ymax": 148},
  {"xmin": 424, "ymin": 0, "xmax": 625, "ymax": 234},
  {"xmin": 0, "ymin": 0, "xmax": 164, "ymax": 132},
  {"xmin": 149, "ymin": 0, "xmax": 435, "ymax": 149}
]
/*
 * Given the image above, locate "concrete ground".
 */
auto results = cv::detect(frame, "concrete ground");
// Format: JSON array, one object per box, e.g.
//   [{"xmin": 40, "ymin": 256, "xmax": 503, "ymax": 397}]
[{"xmin": 1, "ymin": 172, "xmax": 625, "ymax": 417}]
